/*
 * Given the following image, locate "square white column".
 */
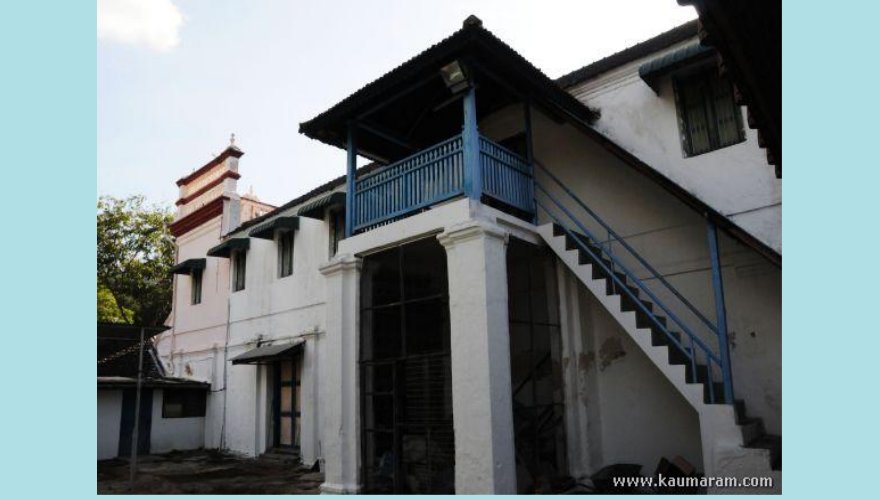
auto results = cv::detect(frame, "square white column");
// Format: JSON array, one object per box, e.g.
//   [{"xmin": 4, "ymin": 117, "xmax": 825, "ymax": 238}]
[
  {"xmin": 318, "ymin": 254, "xmax": 362, "ymax": 494},
  {"xmin": 438, "ymin": 221, "xmax": 517, "ymax": 494}
]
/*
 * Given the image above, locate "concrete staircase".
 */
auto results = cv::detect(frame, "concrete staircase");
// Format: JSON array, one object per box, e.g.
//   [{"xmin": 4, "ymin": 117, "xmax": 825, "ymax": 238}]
[
  {"xmin": 538, "ymin": 223, "xmax": 781, "ymax": 492},
  {"xmin": 259, "ymin": 447, "xmax": 301, "ymax": 465}
]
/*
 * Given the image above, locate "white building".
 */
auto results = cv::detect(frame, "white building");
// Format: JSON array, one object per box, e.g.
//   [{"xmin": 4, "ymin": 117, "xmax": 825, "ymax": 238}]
[{"xmin": 154, "ymin": 17, "xmax": 780, "ymax": 494}]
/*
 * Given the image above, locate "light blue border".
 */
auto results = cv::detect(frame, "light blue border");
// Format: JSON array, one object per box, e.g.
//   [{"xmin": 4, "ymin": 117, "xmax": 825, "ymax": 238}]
[
  {"xmin": 6, "ymin": 0, "xmax": 879, "ymax": 498},
  {"xmin": 783, "ymin": 0, "xmax": 880, "ymax": 498},
  {"xmin": 2, "ymin": 0, "xmax": 98, "ymax": 497}
]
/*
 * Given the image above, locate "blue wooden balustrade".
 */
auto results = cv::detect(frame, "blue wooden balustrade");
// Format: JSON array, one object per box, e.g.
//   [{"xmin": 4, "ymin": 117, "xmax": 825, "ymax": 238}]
[{"xmin": 352, "ymin": 133, "xmax": 535, "ymax": 232}]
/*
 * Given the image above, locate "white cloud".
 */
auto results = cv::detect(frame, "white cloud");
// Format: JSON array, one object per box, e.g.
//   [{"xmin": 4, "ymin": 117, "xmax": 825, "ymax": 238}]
[{"xmin": 97, "ymin": 0, "xmax": 184, "ymax": 51}]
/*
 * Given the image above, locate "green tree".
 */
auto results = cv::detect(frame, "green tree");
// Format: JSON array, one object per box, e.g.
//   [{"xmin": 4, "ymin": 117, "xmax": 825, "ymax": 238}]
[
  {"xmin": 97, "ymin": 195, "xmax": 175, "ymax": 326},
  {"xmin": 97, "ymin": 285, "xmax": 134, "ymax": 323}
]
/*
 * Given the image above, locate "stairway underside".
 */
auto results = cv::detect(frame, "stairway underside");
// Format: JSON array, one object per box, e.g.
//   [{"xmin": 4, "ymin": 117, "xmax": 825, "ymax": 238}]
[{"xmin": 538, "ymin": 222, "xmax": 780, "ymax": 489}]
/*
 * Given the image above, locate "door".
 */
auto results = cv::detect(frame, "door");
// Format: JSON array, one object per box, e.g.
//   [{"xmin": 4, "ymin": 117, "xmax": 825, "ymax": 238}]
[
  {"xmin": 273, "ymin": 357, "xmax": 301, "ymax": 449},
  {"xmin": 118, "ymin": 388, "xmax": 153, "ymax": 457}
]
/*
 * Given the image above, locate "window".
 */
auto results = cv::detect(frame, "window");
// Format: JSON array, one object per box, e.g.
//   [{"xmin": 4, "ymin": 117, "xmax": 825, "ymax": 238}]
[
  {"xmin": 674, "ymin": 68, "xmax": 745, "ymax": 157},
  {"xmin": 191, "ymin": 268, "xmax": 203, "ymax": 305},
  {"xmin": 232, "ymin": 250, "xmax": 247, "ymax": 292},
  {"xmin": 162, "ymin": 389, "xmax": 207, "ymax": 418},
  {"xmin": 329, "ymin": 209, "xmax": 345, "ymax": 258},
  {"xmin": 278, "ymin": 230, "xmax": 294, "ymax": 278}
]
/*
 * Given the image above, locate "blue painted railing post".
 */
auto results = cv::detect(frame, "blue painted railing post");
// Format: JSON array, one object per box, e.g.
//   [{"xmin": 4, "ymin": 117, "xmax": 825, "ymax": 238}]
[
  {"xmin": 707, "ymin": 219, "xmax": 734, "ymax": 404},
  {"xmin": 462, "ymin": 85, "xmax": 481, "ymax": 201},
  {"xmin": 523, "ymin": 100, "xmax": 537, "ymax": 223},
  {"xmin": 345, "ymin": 122, "xmax": 357, "ymax": 238}
]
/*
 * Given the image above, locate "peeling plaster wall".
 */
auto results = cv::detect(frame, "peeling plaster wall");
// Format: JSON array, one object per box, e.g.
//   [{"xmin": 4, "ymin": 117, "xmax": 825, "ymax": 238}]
[
  {"xmin": 558, "ymin": 267, "xmax": 703, "ymax": 475},
  {"xmin": 584, "ymin": 286, "xmax": 703, "ymax": 470}
]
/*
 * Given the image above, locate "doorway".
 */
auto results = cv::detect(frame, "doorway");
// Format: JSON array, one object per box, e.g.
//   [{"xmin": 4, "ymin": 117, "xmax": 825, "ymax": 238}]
[
  {"xmin": 360, "ymin": 237, "xmax": 455, "ymax": 493},
  {"xmin": 273, "ymin": 356, "xmax": 301, "ymax": 450}
]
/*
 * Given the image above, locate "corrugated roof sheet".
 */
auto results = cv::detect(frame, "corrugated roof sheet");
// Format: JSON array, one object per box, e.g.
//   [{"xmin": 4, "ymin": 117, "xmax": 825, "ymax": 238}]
[
  {"xmin": 248, "ymin": 216, "xmax": 299, "ymax": 240},
  {"xmin": 297, "ymin": 192, "xmax": 346, "ymax": 220},
  {"xmin": 206, "ymin": 237, "xmax": 250, "ymax": 258},
  {"xmin": 638, "ymin": 43, "xmax": 714, "ymax": 93},
  {"xmin": 170, "ymin": 258, "xmax": 206, "ymax": 275},
  {"xmin": 230, "ymin": 339, "xmax": 305, "ymax": 365}
]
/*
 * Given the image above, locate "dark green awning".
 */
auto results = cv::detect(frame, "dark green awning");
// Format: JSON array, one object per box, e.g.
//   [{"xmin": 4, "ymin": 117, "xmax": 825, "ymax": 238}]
[
  {"xmin": 170, "ymin": 258, "xmax": 206, "ymax": 275},
  {"xmin": 638, "ymin": 43, "xmax": 714, "ymax": 94},
  {"xmin": 231, "ymin": 339, "xmax": 305, "ymax": 365},
  {"xmin": 297, "ymin": 192, "xmax": 346, "ymax": 220},
  {"xmin": 248, "ymin": 216, "xmax": 300, "ymax": 240},
  {"xmin": 206, "ymin": 238, "xmax": 250, "ymax": 258}
]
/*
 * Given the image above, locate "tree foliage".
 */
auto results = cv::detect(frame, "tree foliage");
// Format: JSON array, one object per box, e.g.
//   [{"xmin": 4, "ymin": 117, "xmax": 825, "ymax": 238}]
[{"xmin": 97, "ymin": 195, "xmax": 175, "ymax": 326}]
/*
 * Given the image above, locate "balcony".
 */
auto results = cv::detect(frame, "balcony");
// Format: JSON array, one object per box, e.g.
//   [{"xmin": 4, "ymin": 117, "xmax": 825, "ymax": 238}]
[{"xmin": 352, "ymin": 133, "xmax": 534, "ymax": 233}]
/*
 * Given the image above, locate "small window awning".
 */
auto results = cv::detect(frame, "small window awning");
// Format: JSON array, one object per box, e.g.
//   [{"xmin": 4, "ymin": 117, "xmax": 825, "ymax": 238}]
[
  {"xmin": 248, "ymin": 216, "xmax": 300, "ymax": 240},
  {"xmin": 297, "ymin": 192, "xmax": 346, "ymax": 219},
  {"xmin": 170, "ymin": 258, "xmax": 206, "ymax": 275},
  {"xmin": 206, "ymin": 237, "xmax": 250, "ymax": 258},
  {"xmin": 638, "ymin": 43, "xmax": 714, "ymax": 94},
  {"xmin": 231, "ymin": 339, "xmax": 305, "ymax": 365}
]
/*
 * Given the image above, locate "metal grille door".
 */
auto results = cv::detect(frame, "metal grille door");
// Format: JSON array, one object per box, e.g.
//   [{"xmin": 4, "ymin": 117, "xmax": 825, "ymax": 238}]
[{"xmin": 360, "ymin": 238, "xmax": 454, "ymax": 493}]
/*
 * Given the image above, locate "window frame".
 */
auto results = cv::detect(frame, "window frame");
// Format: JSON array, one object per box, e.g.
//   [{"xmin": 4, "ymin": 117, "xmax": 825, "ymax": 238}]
[
  {"xmin": 278, "ymin": 230, "xmax": 294, "ymax": 278},
  {"xmin": 162, "ymin": 388, "xmax": 207, "ymax": 419},
  {"xmin": 329, "ymin": 209, "xmax": 345, "ymax": 258},
  {"xmin": 191, "ymin": 268, "xmax": 203, "ymax": 305},
  {"xmin": 673, "ymin": 66, "xmax": 746, "ymax": 158},
  {"xmin": 232, "ymin": 249, "xmax": 247, "ymax": 292}
]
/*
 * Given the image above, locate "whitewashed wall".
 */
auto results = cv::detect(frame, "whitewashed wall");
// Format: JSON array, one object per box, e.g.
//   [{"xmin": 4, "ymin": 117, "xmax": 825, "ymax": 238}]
[
  {"xmin": 220, "ymin": 208, "xmax": 330, "ymax": 462},
  {"xmin": 149, "ymin": 389, "xmax": 206, "ymax": 454},
  {"xmin": 97, "ymin": 390, "xmax": 123, "ymax": 460}
]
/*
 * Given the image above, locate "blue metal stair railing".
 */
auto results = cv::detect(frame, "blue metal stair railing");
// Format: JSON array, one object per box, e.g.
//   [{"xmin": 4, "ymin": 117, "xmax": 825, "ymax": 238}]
[{"xmin": 533, "ymin": 162, "xmax": 733, "ymax": 404}]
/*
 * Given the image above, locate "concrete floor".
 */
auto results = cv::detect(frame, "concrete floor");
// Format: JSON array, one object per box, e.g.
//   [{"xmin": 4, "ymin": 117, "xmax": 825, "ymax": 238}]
[{"xmin": 97, "ymin": 449, "xmax": 323, "ymax": 494}]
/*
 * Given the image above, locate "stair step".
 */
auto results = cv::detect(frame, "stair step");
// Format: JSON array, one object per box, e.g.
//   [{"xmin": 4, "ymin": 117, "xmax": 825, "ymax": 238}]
[
  {"xmin": 260, "ymin": 448, "xmax": 301, "ymax": 464},
  {"xmin": 703, "ymin": 382, "xmax": 726, "ymax": 405},
  {"xmin": 650, "ymin": 328, "xmax": 680, "ymax": 347},
  {"xmin": 746, "ymin": 434, "xmax": 782, "ymax": 470},
  {"xmin": 685, "ymin": 363, "xmax": 709, "ymax": 384},
  {"xmin": 739, "ymin": 418, "xmax": 765, "ymax": 444}
]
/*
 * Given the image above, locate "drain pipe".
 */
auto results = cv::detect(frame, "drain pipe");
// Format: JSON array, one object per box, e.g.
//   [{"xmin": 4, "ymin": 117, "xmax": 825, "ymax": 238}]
[{"xmin": 219, "ymin": 294, "xmax": 232, "ymax": 450}]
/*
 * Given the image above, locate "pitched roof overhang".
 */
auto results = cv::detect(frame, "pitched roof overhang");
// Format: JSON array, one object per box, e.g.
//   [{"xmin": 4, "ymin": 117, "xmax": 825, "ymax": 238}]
[
  {"xmin": 638, "ymin": 43, "xmax": 715, "ymax": 94},
  {"xmin": 299, "ymin": 16, "xmax": 598, "ymax": 164},
  {"xmin": 297, "ymin": 192, "xmax": 346, "ymax": 220},
  {"xmin": 248, "ymin": 216, "xmax": 299, "ymax": 240},
  {"xmin": 98, "ymin": 376, "xmax": 211, "ymax": 390},
  {"xmin": 231, "ymin": 339, "xmax": 305, "ymax": 365},
  {"xmin": 170, "ymin": 258, "xmax": 206, "ymax": 275},
  {"xmin": 206, "ymin": 237, "xmax": 250, "ymax": 258}
]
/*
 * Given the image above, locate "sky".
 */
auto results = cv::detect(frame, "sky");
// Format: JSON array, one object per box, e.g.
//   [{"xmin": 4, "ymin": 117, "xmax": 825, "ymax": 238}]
[{"xmin": 97, "ymin": 0, "xmax": 696, "ymax": 208}]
